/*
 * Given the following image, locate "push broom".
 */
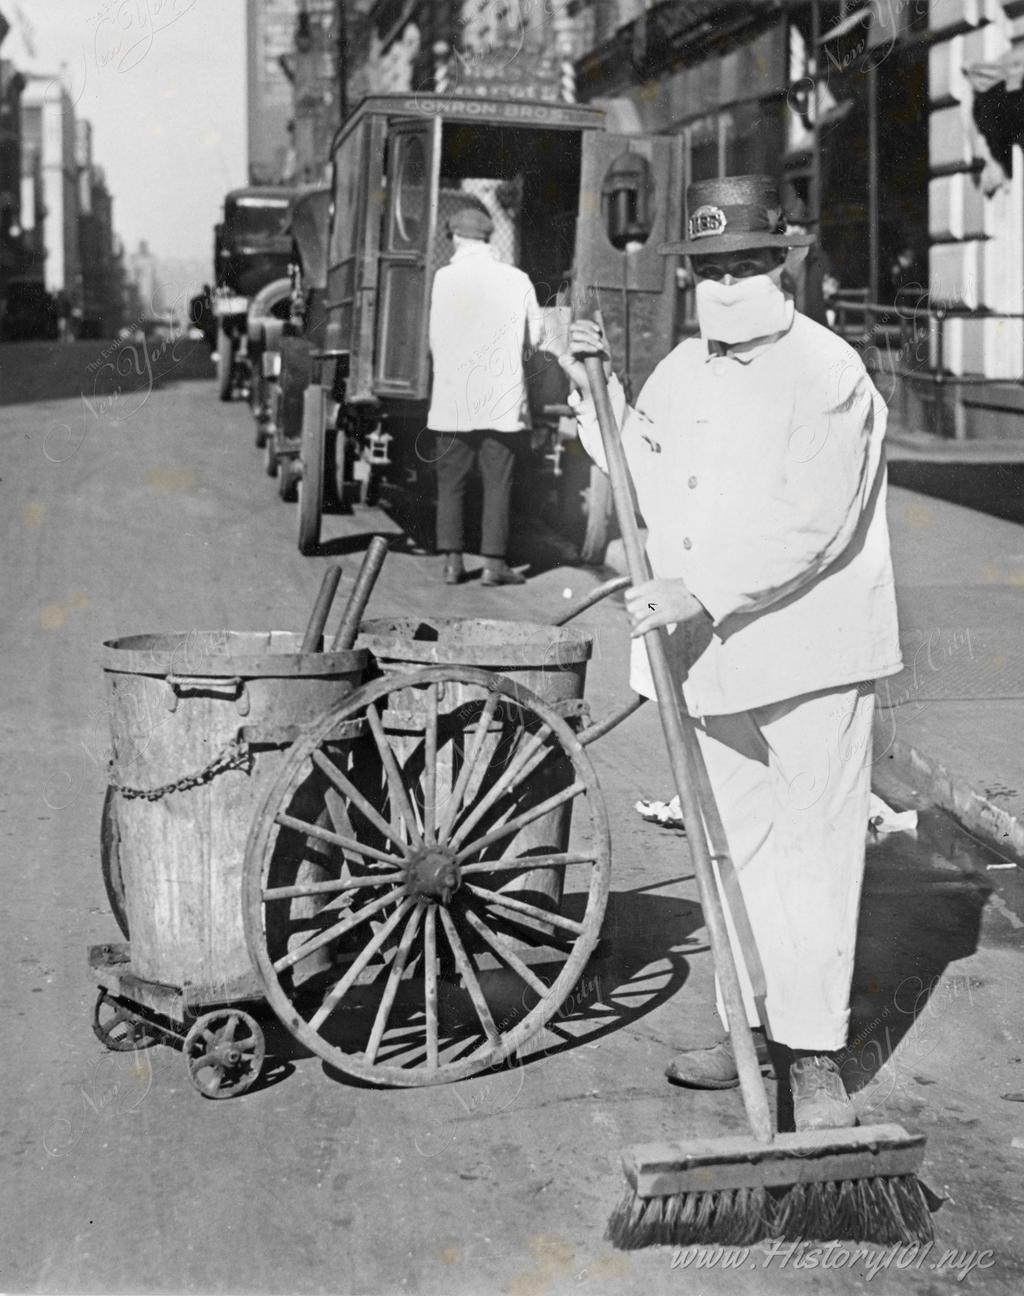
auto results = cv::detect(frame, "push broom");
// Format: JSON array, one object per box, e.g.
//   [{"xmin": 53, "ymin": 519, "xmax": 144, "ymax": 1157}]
[{"xmin": 575, "ymin": 321, "xmax": 934, "ymax": 1250}]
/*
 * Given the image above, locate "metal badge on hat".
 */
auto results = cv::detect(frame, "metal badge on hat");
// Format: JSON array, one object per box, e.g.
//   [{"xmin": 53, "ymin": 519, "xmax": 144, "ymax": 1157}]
[{"xmin": 688, "ymin": 205, "xmax": 728, "ymax": 241}]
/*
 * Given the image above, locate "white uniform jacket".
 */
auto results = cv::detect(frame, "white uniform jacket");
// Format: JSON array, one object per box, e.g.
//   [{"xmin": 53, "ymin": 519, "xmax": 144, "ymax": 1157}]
[
  {"xmin": 574, "ymin": 311, "xmax": 903, "ymax": 716},
  {"xmin": 426, "ymin": 242, "xmax": 544, "ymax": 434}
]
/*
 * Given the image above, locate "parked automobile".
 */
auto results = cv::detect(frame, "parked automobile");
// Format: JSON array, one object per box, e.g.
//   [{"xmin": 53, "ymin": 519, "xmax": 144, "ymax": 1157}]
[
  {"xmin": 2, "ymin": 279, "xmax": 60, "ymax": 341},
  {"xmin": 212, "ymin": 186, "xmax": 299, "ymax": 401}
]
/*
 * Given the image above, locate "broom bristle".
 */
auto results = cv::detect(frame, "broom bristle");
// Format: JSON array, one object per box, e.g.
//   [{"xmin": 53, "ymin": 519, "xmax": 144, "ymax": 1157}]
[{"xmin": 606, "ymin": 1174, "xmax": 934, "ymax": 1251}]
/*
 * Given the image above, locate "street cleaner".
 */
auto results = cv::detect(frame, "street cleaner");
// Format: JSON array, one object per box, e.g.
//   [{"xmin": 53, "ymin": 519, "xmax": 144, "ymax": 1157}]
[{"xmin": 560, "ymin": 174, "xmax": 903, "ymax": 1131}]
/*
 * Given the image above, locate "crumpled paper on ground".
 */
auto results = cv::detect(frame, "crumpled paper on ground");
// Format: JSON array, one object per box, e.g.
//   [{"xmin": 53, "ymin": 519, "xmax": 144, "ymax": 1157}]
[
  {"xmin": 868, "ymin": 793, "xmax": 918, "ymax": 835},
  {"xmin": 634, "ymin": 792, "xmax": 918, "ymax": 836}
]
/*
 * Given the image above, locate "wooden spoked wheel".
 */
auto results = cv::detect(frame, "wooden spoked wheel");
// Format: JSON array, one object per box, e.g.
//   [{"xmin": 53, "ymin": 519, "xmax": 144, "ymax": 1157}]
[
  {"xmin": 216, "ymin": 325, "xmax": 234, "ymax": 401},
  {"xmin": 243, "ymin": 666, "xmax": 610, "ymax": 1086},
  {"xmin": 278, "ymin": 455, "xmax": 298, "ymax": 502},
  {"xmin": 183, "ymin": 1009, "xmax": 265, "ymax": 1099},
  {"xmin": 579, "ymin": 464, "xmax": 612, "ymax": 566},
  {"xmin": 92, "ymin": 989, "xmax": 159, "ymax": 1052}
]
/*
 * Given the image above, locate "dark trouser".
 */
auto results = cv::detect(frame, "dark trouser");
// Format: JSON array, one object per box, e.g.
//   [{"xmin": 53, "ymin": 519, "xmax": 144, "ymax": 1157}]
[{"xmin": 432, "ymin": 429, "xmax": 519, "ymax": 559}]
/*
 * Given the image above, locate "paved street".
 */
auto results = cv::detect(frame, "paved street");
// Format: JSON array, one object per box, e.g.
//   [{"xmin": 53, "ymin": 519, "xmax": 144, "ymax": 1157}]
[{"xmin": 3, "ymin": 339, "xmax": 1024, "ymax": 1294}]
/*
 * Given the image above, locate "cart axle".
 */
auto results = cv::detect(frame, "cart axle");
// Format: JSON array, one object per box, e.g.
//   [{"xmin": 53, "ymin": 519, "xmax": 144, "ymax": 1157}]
[{"xmin": 404, "ymin": 846, "xmax": 460, "ymax": 904}]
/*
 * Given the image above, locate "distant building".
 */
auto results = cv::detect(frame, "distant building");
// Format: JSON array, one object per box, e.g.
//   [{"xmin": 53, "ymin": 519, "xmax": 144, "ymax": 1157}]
[
  {"xmin": 74, "ymin": 119, "xmax": 123, "ymax": 335},
  {"xmin": 358, "ymin": 0, "xmax": 573, "ymax": 100},
  {"xmin": 21, "ymin": 73, "xmax": 81, "ymax": 305},
  {"xmin": 0, "ymin": 9, "xmax": 27, "ymax": 301},
  {"xmin": 156, "ymin": 255, "xmax": 210, "ymax": 322},
  {"xmin": 280, "ymin": 0, "xmax": 341, "ymax": 184},
  {"xmin": 127, "ymin": 238, "xmax": 159, "ymax": 316},
  {"xmin": 247, "ymin": 0, "xmax": 301, "ymax": 184},
  {"xmin": 18, "ymin": 127, "xmax": 42, "ymax": 272},
  {"xmin": 79, "ymin": 163, "xmax": 122, "ymax": 337},
  {"xmin": 119, "ymin": 236, "xmax": 143, "ymax": 324}
]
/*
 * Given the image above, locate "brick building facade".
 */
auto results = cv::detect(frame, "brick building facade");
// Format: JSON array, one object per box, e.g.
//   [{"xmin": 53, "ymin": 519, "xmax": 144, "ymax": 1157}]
[{"xmin": 341, "ymin": 2, "xmax": 1024, "ymax": 438}]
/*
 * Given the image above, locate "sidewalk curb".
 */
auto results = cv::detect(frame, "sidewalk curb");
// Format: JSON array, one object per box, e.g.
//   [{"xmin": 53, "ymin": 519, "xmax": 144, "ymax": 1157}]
[
  {"xmin": 875, "ymin": 730, "xmax": 1024, "ymax": 863},
  {"xmin": 604, "ymin": 541, "xmax": 1024, "ymax": 864}
]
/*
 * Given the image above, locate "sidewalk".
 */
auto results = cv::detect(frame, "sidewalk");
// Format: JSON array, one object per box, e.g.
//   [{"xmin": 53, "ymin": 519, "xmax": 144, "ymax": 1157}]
[
  {"xmin": 879, "ymin": 485, "xmax": 1024, "ymax": 862},
  {"xmin": 604, "ymin": 483, "xmax": 1024, "ymax": 865}
]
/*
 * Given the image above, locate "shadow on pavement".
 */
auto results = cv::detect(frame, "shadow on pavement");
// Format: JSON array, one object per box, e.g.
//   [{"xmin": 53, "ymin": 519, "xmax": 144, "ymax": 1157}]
[
  {"xmin": 890, "ymin": 459, "xmax": 1024, "ymax": 527},
  {"xmin": 315, "ymin": 528, "xmax": 424, "ymax": 559},
  {"xmin": 376, "ymin": 479, "xmax": 586, "ymax": 578},
  {"xmin": 248, "ymin": 887, "xmax": 700, "ymax": 1093},
  {"xmin": 842, "ymin": 809, "xmax": 992, "ymax": 1096}
]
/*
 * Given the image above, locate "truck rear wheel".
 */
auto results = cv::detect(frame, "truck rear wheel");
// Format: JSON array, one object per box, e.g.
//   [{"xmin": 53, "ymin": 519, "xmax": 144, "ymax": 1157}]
[
  {"xmin": 217, "ymin": 325, "xmax": 234, "ymax": 402},
  {"xmin": 297, "ymin": 387, "xmax": 326, "ymax": 555},
  {"xmin": 579, "ymin": 465, "xmax": 612, "ymax": 566}
]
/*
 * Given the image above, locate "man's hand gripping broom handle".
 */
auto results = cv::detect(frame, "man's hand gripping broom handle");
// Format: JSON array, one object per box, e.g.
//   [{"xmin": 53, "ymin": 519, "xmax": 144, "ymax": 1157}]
[{"xmin": 582, "ymin": 350, "xmax": 774, "ymax": 1145}]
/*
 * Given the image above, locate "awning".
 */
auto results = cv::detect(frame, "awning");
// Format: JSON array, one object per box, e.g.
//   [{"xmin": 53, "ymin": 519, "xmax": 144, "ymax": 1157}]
[
  {"xmin": 816, "ymin": 6, "xmax": 873, "ymax": 44},
  {"xmin": 815, "ymin": 1, "xmax": 912, "ymax": 54},
  {"xmin": 963, "ymin": 49, "xmax": 1024, "ymax": 197},
  {"xmin": 966, "ymin": 50, "xmax": 1024, "ymax": 95}
]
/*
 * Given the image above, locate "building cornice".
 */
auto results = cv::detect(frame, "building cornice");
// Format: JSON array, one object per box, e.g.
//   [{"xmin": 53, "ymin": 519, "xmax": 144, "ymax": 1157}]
[{"xmin": 576, "ymin": 0, "xmax": 783, "ymax": 98}]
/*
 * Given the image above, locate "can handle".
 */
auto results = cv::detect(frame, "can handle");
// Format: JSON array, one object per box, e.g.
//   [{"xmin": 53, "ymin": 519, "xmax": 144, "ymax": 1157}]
[{"xmin": 165, "ymin": 674, "xmax": 251, "ymax": 716}]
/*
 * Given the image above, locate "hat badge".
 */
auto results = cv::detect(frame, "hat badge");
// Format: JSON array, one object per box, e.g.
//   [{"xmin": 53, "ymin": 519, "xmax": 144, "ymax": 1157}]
[{"xmin": 688, "ymin": 205, "xmax": 728, "ymax": 241}]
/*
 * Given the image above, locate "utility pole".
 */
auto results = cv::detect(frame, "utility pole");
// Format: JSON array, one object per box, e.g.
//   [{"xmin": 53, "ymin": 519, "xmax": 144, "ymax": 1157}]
[
  {"xmin": 810, "ymin": 0, "xmax": 820, "ymax": 234},
  {"xmin": 336, "ymin": 0, "xmax": 348, "ymax": 121}
]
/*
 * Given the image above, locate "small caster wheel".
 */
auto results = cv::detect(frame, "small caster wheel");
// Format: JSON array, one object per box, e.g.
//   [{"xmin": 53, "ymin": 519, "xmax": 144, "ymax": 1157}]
[
  {"xmin": 278, "ymin": 456, "xmax": 298, "ymax": 502},
  {"xmin": 92, "ymin": 989, "xmax": 159, "ymax": 1052},
  {"xmin": 183, "ymin": 1009, "xmax": 265, "ymax": 1099}
]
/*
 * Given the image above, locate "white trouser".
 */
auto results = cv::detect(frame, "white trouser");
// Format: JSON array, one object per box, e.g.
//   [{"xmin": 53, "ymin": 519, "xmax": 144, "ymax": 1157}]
[{"xmin": 695, "ymin": 681, "xmax": 876, "ymax": 1052}]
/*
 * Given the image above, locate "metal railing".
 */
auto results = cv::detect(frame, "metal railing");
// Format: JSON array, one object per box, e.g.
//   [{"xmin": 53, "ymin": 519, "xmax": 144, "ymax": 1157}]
[{"xmin": 830, "ymin": 294, "xmax": 1024, "ymax": 438}]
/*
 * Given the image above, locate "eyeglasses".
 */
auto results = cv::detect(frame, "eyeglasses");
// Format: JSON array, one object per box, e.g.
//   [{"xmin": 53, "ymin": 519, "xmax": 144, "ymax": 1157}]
[{"xmin": 690, "ymin": 256, "xmax": 783, "ymax": 281}]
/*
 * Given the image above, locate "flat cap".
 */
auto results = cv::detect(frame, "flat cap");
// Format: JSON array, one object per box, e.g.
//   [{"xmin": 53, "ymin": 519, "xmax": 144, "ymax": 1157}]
[{"xmin": 448, "ymin": 206, "xmax": 494, "ymax": 240}]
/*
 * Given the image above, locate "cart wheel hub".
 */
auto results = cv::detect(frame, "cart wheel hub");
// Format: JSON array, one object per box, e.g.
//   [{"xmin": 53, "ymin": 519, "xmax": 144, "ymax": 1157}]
[{"xmin": 404, "ymin": 847, "xmax": 460, "ymax": 904}]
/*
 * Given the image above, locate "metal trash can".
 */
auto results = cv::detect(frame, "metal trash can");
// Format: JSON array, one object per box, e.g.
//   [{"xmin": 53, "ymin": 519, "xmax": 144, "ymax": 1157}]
[{"xmin": 102, "ymin": 630, "xmax": 366, "ymax": 998}]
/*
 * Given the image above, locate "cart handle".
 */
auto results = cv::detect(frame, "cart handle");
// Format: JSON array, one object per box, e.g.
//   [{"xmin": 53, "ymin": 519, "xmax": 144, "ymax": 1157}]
[
  {"xmin": 551, "ymin": 574, "xmax": 647, "ymax": 744},
  {"xmin": 576, "ymin": 694, "xmax": 646, "ymax": 747},
  {"xmin": 551, "ymin": 575, "xmax": 629, "ymax": 627}
]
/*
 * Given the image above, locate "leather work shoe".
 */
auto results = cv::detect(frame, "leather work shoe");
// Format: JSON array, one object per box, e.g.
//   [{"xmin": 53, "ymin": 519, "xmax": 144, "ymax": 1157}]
[
  {"xmin": 481, "ymin": 563, "xmax": 526, "ymax": 586},
  {"xmin": 790, "ymin": 1054, "xmax": 858, "ymax": 1131},
  {"xmin": 442, "ymin": 554, "xmax": 465, "ymax": 585},
  {"xmin": 665, "ymin": 1032, "xmax": 774, "ymax": 1089}
]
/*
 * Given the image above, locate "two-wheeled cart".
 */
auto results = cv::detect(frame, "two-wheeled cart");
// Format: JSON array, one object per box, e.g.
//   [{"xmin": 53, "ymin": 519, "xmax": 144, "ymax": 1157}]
[{"xmin": 89, "ymin": 577, "xmax": 641, "ymax": 1094}]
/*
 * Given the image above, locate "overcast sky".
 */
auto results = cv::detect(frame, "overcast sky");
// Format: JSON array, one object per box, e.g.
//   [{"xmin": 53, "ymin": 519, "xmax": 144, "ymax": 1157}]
[{"xmin": 7, "ymin": 0, "xmax": 248, "ymax": 265}]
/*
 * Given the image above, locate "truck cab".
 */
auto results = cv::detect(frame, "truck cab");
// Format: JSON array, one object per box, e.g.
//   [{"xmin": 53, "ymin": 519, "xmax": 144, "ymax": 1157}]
[{"xmin": 213, "ymin": 186, "xmax": 300, "ymax": 401}]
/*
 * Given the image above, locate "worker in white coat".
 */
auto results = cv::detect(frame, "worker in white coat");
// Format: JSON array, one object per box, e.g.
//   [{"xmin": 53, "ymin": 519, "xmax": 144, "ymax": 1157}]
[
  {"xmin": 561, "ymin": 174, "xmax": 903, "ymax": 1132},
  {"xmin": 427, "ymin": 204, "xmax": 544, "ymax": 586}
]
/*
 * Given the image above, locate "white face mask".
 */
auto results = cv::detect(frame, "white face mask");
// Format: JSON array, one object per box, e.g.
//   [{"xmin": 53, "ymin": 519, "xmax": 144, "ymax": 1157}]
[{"xmin": 695, "ymin": 264, "xmax": 791, "ymax": 345}]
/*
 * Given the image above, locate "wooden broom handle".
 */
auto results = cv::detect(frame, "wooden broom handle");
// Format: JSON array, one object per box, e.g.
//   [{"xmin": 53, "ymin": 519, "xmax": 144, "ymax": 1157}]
[
  {"xmin": 330, "ymin": 536, "xmax": 390, "ymax": 650},
  {"xmin": 301, "ymin": 565, "xmax": 342, "ymax": 652},
  {"xmin": 581, "ymin": 346, "xmax": 774, "ymax": 1144}
]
